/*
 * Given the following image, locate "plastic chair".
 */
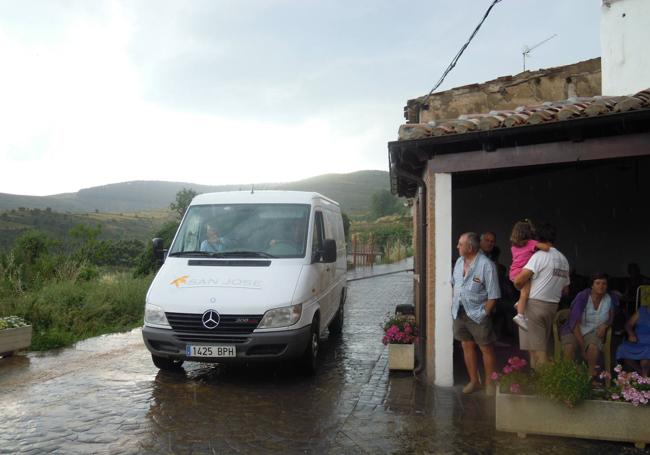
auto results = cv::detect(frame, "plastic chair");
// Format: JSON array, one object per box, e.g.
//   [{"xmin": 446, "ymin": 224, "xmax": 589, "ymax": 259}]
[
  {"xmin": 553, "ymin": 309, "xmax": 570, "ymax": 361},
  {"xmin": 604, "ymin": 324, "xmax": 612, "ymax": 385},
  {"xmin": 636, "ymin": 285, "xmax": 650, "ymax": 311}
]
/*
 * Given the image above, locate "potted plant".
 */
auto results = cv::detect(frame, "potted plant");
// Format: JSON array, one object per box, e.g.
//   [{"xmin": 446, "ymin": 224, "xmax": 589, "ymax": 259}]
[
  {"xmin": 382, "ymin": 313, "xmax": 418, "ymax": 370},
  {"xmin": 494, "ymin": 357, "xmax": 650, "ymax": 448},
  {"xmin": 0, "ymin": 316, "xmax": 32, "ymax": 357},
  {"xmin": 606, "ymin": 365, "xmax": 650, "ymax": 407}
]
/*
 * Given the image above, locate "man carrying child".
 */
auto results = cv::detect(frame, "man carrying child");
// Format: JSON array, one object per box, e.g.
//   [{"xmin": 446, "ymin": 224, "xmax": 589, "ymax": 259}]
[{"xmin": 513, "ymin": 223, "xmax": 570, "ymax": 368}]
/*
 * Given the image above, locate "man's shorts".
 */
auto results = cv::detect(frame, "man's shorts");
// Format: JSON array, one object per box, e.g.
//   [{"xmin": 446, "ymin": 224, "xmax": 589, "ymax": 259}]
[
  {"xmin": 453, "ymin": 307, "xmax": 496, "ymax": 346},
  {"xmin": 519, "ymin": 298, "xmax": 558, "ymax": 352},
  {"xmin": 561, "ymin": 330, "xmax": 604, "ymax": 352}
]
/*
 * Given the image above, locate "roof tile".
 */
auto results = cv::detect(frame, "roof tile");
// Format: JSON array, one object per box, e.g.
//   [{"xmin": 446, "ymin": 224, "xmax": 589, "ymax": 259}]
[{"xmin": 398, "ymin": 89, "xmax": 650, "ymax": 141}]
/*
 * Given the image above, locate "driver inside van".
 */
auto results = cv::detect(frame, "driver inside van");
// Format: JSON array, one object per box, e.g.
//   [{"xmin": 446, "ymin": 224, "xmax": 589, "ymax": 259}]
[{"xmin": 200, "ymin": 223, "xmax": 227, "ymax": 253}]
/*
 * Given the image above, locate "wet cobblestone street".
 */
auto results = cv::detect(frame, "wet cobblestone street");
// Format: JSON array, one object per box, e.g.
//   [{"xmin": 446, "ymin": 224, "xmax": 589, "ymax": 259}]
[{"xmin": 0, "ymin": 265, "xmax": 647, "ymax": 454}]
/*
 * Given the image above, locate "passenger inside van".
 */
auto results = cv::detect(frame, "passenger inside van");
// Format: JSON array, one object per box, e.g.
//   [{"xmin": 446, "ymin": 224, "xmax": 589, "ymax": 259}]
[{"xmin": 268, "ymin": 219, "xmax": 306, "ymax": 256}]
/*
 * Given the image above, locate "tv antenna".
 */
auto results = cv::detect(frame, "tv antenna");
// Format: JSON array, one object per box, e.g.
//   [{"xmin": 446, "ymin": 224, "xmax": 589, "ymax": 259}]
[{"xmin": 522, "ymin": 34, "xmax": 557, "ymax": 71}]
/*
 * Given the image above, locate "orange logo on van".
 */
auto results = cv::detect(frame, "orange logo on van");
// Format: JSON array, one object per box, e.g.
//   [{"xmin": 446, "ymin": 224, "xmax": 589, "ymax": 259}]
[{"xmin": 170, "ymin": 275, "xmax": 189, "ymax": 287}]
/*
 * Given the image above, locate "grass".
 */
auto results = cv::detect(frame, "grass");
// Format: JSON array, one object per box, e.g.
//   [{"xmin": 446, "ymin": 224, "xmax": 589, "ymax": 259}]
[{"xmin": 0, "ymin": 273, "xmax": 153, "ymax": 351}]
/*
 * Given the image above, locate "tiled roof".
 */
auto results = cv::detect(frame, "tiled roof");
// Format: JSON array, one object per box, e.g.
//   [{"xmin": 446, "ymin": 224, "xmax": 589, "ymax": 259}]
[{"xmin": 397, "ymin": 89, "xmax": 650, "ymax": 141}]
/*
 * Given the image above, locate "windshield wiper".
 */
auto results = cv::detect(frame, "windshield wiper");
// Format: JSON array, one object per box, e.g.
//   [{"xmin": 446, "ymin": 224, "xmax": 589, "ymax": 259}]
[
  {"xmin": 212, "ymin": 251, "xmax": 277, "ymax": 259},
  {"xmin": 168, "ymin": 251, "xmax": 215, "ymax": 257}
]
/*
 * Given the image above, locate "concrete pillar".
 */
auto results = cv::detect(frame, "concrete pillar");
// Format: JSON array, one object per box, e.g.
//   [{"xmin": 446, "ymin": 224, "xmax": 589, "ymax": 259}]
[{"xmin": 424, "ymin": 168, "xmax": 454, "ymax": 386}]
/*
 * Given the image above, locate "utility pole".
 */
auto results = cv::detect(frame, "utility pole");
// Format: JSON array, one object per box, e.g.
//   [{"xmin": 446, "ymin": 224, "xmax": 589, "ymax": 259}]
[{"xmin": 522, "ymin": 34, "xmax": 558, "ymax": 71}]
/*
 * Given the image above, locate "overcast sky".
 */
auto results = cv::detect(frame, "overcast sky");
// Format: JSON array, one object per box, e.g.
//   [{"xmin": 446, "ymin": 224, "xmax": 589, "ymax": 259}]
[{"xmin": 0, "ymin": 0, "xmax": 601, "ymax": 196}]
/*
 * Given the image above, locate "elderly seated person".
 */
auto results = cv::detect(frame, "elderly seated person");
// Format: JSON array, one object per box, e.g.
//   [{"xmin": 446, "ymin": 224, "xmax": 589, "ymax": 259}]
[
  {"xmin": 560, "ymin": 272, "xmax": 619, "ymax": 380},
  {"xmin": 616, "ymin": 294, "xmax": 650, "ymax": 377}
]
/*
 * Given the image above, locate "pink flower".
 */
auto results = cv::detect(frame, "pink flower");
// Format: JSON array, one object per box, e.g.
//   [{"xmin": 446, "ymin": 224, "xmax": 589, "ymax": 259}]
[
  {"xmin": 490, "ymin": 372, "xmax": 499, "ymax": 381},
  {"xmin": 503, "ymin": 366, "xmax": 513, "ymax": 374},
  {"xmin": 510, "ymin": 383, "xmax": 521, "ymax": 394},
  {"xmin": 611, "ymin": 394, "xmax": 620, "ymax": 400},
  {"xmin": 506, "ymin": 356, "xmax": 527, "ymax": 371}
]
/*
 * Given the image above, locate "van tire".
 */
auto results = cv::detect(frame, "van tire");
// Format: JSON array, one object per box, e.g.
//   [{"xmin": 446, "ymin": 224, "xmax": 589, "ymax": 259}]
[
  {"xmin": 301, "ymin": 318, "xmax": 320, "ymax": 375},
  {"xmin": 152, "ymin": 354, "xmax": 184, "ymax": 371}
]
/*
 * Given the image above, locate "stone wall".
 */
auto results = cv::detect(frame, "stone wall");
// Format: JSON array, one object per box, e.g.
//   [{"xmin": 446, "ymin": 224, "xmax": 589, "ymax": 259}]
[{"xmin": 405, "ymin": 58, "xmax": 601, "ymax": 124}]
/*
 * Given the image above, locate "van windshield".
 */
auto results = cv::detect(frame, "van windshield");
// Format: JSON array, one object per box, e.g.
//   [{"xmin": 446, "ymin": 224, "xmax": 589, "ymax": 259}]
[{"xmin": 168, "ymin": 203, "xmax": 311, "ymax": 259}]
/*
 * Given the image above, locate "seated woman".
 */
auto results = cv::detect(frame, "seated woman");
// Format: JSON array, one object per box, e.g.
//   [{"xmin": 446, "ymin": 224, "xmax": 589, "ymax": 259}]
[
  {"xmin": 560, "ymin": 272, "xmax": 619, "ymax": 380},
  {"xmin": 615, "ymin": 300, "xmax": 650, "ymax": 377}
]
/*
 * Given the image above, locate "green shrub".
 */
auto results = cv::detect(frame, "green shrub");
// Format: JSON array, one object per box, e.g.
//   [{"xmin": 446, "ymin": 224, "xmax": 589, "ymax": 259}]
[
  {"xmin": 535, "ymin": 359, "xmax": 592, "ymax": 407},
  {"xmin": 133, "ymin": 220, "xmax": 179, "ymax": 277},
  {"xmin": 0, "ymin": 274, "xmax": 152, "ymax": 350},
  {"xmin": 77, "ymin": 264, "xmax": 100, "ymax": 281}
]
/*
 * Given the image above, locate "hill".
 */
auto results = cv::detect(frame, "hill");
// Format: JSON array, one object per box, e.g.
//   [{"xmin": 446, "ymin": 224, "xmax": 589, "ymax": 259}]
[
  {"xmin": 0, "ymin": 170, "xmax": 391, "ymax": 215},
  {"xmin": 0, "ymin": 208, "xmax": 174, "ymax": 251}
]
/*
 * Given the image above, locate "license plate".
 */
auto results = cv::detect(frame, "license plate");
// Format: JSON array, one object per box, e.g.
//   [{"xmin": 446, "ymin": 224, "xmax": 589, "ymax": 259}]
[{"xmin": 186, "ymin": 345, "xmax": 236, "ymax": 358}]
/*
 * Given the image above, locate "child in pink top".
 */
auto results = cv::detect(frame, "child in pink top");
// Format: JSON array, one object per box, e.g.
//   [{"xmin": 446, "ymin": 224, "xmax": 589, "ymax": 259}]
[{"xmin": 510, "ymin": 220, "xmax": 550, "ymax": 330}]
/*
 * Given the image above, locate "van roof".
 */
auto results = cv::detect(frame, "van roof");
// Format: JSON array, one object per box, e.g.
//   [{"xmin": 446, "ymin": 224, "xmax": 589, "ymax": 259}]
[{"xmin": 190, "ymin": 190, "xmax": 340, "ymax": 207}]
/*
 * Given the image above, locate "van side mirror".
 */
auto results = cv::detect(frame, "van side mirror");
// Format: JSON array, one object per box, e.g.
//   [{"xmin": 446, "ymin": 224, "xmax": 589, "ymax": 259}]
[
  {"xmin": 152, "ymin": 238, "xmax": 167, "ymax": 268},
  {"xmin": 321, "ymin": 239, "xmax": 337, "ymax": 263}
]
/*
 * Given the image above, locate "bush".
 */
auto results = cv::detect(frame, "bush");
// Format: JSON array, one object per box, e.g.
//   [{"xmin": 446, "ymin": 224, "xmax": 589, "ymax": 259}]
[
  {"xmin": 0, "ymin": 273, "xmax": 152, "ymax": 350},
  {"xmin": 535, "ymin": 359, "xmax": 592, "ymax": 407},
  {"xmin": 351, "ymin": 220, "xmax": 413, "ymax": 264},
  {"xmin": 606, "ymin": 365, "xmax": 650, "ymax": 406}
]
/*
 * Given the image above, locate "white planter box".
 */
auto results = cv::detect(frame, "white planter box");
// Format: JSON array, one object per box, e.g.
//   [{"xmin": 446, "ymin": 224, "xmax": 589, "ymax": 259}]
[
  {"xmin": 496, "ymin": 390, "xmax": 650, "ymax": 449},
  {"xmin": 388, "ymin": 343, "xmax": 414, "ymax": 370},
  {"xmin": 0, "ymin": 326, "xmax": 32, "ymax": 357}
]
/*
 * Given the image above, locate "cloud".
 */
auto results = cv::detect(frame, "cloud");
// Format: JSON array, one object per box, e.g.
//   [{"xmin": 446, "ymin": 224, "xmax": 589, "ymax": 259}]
[{"xmin": 0, "ymin": 0, "xmax": 602, "ymax": 196}]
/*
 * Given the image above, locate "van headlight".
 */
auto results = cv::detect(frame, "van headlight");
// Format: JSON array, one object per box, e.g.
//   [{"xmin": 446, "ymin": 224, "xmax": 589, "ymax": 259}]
[
  {"xmin": 258, "ymin": 304, "xmax": 302, "ymax": 329},
  {"xmin": 145, "ymin": 303, "xmax": 170, "ymax": 327}
]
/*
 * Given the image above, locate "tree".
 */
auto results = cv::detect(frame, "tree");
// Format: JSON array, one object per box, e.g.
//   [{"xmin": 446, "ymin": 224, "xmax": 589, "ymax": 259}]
[
  {"xmin": 69, "ymin": 223, "xmax": 102, "ymax": 264},
  {"xmin": 370, "ymin": 190, "xmax": 403, "ymax": 220},
  {"xmin": 13, "ymin": 230, "xmax": 52, "ymax": 265},
  {"xmin": 133, "ymin": 220, "xmax": 180, "ymax": 277},
  {"xmin": 170, "ymin": 188, "xmax": 198, "ymax": 220}
]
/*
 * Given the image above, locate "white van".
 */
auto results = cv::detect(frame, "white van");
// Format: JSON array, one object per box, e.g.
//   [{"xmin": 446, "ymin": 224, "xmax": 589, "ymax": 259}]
[{"xmin": 142, "ymin": 191, "xmax": 347, "ymax": 373}]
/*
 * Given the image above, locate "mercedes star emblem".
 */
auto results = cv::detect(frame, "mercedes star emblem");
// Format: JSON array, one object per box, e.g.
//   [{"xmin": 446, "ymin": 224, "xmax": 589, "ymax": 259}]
[{"xmin": 202, "ymin": 309, "xmax": 220, "ymax": 329}]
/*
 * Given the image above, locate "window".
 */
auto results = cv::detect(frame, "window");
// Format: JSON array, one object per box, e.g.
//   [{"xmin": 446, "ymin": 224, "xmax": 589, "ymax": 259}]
[
  {"xmin": 169, "ymin": 203, "xmax": 310, "ymax": 258},
  {"xmin": 312, "ymin": 211, "xmax": 325, "ymax": 260}
]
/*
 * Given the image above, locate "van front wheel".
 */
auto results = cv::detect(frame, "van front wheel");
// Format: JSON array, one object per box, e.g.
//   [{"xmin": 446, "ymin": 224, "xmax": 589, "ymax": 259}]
[
  {"xmin": 300, "ymin": 320, "xmax": 320, "ymax": 375},
  {"xmin": 151, "ymin": 354, "xmax": 184, "ymax": 371}
]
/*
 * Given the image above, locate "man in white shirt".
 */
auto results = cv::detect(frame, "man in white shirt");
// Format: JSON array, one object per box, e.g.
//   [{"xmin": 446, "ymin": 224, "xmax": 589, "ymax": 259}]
[{"xmin": 514, "ymin": 223, "xmax": 570, "ymax": 368}]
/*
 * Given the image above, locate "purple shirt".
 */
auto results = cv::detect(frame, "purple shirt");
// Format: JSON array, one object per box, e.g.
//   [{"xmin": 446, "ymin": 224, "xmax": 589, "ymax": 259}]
[{"xmin": 561, "ymin": 288, "xmax": 619, "ymax": 336}]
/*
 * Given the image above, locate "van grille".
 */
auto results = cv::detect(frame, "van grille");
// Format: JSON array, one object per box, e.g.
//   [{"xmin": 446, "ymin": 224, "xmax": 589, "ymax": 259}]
[{"xmin": 166, "ymin": 312, "xmax": 261, "ymax": 344}]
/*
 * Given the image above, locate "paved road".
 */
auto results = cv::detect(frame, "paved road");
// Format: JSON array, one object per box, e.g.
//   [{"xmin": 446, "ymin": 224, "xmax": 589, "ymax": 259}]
[{"xmin": 0, "ymin": 270, "xmax": 644, "ymax": 454}]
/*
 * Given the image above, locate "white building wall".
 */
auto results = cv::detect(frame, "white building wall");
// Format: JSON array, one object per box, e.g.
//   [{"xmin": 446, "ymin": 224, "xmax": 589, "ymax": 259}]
[{"xmin": 601, "ymin": 0, "xmax": 650, "ymax": 95}]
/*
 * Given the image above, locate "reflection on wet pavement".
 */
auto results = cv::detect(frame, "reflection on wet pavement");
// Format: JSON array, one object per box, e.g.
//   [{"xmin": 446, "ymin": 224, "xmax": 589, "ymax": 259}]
[{"xmin": 0, "ymin": 272, "xmax": 644, "ymax": 454}]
